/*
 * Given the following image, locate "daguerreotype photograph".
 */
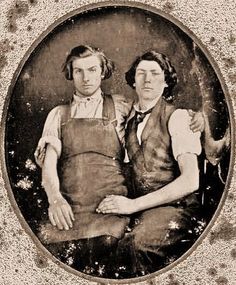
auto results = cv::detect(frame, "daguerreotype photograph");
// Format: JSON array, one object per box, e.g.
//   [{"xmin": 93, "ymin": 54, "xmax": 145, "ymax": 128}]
[{"xmin": 4, "ymin": 2, "xmax": 231, "ymax": 281}]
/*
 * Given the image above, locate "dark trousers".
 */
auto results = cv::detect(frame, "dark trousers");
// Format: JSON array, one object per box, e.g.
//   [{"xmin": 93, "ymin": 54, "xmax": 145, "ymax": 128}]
[{"xmin": 46, "ymin": 235, "xmax": 119, "ymax": 278}]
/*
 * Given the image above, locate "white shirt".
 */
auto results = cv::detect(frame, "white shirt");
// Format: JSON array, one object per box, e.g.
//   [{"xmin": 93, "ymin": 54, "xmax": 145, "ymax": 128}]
[
  {"xmin": 133, "ymin": 96, "xmax": 160, "ymax": 146},
  {"xmin": 70, "ymin": 89, "xmax": 103, "ymax": 118}
]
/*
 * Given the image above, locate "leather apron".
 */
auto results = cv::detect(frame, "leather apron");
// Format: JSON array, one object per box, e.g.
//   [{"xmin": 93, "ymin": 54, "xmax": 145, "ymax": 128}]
[{"xmin": 39, "ymin": 95, "xmax": 129, "ymax": 244}]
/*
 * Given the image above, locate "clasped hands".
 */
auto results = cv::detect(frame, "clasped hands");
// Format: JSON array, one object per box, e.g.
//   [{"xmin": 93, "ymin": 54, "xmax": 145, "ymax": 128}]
[
  {"xmin": 49, "ymin": 195, "xmax": 134, "ymax": 230},
  {"xmin": 96, "ymin": 195, "xmax": 136, "ymax": 215}
]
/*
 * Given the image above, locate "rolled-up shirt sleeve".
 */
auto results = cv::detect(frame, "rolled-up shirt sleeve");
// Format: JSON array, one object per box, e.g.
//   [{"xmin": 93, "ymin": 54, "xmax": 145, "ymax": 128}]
[
  {"xmin": 37, "ymin": 106, "xmax": 62, "ymax": 158},
  {"xmin": 168, "ymin": 109, "xmax": 202, "ymax": 160}
]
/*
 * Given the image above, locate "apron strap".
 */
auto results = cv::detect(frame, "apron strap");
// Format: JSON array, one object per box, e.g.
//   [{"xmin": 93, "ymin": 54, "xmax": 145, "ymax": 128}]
[
  {"xmin": 102, "ymin": 94, "xmax": 117, "ymax": 127},
  {"xmin": 60, "ymin": 96, "xmax": 117, "ymax": 126},
  {"xmin": 60, "ymin": 103, "xmax": 71, "ymax": 126}
]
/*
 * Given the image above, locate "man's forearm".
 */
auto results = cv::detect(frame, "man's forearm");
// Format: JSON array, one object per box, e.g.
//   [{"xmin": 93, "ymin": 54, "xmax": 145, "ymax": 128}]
[
  {"xmin": 133, "ymin": 174, "xmax": 198, "ymax": 212},
  {"xmin": 133, "ymin": 153, "xmax": 199, "ymax": 212},
  {"xmin": 42, "ymin": 145, "xmax": 62, "ymax": 204}
]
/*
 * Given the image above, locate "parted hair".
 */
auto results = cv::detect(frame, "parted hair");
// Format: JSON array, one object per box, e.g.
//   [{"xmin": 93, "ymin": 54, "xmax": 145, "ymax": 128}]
[
  {"xmin": 62, "ymin": 45, "xmax": 115, "ymax": 80},
  {"xmin": 125, "ymin": 51, "xmax": 178, "ymax": 102}
]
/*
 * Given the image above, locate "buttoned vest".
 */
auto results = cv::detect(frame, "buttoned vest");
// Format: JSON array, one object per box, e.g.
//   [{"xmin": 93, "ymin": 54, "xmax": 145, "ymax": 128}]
[{"xmin": 125, "ymin": 98, "xmax": 179, "ymax": 197}]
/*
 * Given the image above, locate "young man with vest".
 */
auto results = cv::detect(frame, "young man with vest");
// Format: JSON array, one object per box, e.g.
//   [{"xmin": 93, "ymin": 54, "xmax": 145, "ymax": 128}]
[{"xmin": 97, "ymin": 51, "xmax": 203, "ymax": 275}]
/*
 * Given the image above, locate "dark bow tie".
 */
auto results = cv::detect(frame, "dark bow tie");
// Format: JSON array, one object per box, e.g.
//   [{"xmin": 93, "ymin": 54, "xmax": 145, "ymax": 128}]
[{"xmin": 134, "ymin": 108, "xmax": 153, "ymax": 124}]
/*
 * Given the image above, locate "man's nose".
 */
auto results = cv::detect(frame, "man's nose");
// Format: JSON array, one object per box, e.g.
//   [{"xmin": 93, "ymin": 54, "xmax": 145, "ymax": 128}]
[
  {"xmin": 83, "ymin": 71, "xmax": 89, "ymax": 82},
  {"xmin": 144, "ymin": 72, "xmax": 151, "ymax": 82}
]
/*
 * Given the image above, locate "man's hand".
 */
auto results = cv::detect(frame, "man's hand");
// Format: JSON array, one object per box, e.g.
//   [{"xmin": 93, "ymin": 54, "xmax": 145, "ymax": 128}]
[
  {"xmin": 48, "ymin": 197, "xmax": 75, "ymax": 230},
  {"xmin": 96, "ymin": 195, "xmax": 136, "ymax": 215},
  {"xmin": 34, "ymin": 144, "xmax": 46, "ymax": 168},
  {"xmin": 188, "ymin": 110, "xmax": 205, "ymax": 133}
]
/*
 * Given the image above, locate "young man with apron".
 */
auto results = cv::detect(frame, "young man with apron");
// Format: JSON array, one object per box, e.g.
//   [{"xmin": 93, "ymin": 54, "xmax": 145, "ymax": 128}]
[{"xmin": 34, "ymin": 45, "xmax": 132, "ymax": 277}]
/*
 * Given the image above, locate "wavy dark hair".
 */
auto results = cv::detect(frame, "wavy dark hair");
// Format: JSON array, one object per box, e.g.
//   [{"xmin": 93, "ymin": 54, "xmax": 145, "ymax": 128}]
[
  {"xmin": 125, "ymin": 51, "xmax": 178, "ymax": 102},
  {"xmin": 62, "ymin": 45, "xmax": 115, "ymax": 80}
]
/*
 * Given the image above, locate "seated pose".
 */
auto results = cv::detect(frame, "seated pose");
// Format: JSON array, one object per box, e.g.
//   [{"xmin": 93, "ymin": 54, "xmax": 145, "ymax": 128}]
[
  {"xmin": 35, "ymin": 47, "xmax": 205, "ymax": 278},
  {"xmin": 97, "ymin": 51, "xmax": 203, "ymax": 276},
  {"xmin": 34, "ymin": 45, "xmax": 132, "ymax": 276}
]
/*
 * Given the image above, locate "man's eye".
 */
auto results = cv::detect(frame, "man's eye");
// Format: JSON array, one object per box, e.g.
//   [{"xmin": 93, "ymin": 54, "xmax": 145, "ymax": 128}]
[
  {"xmin": 137, "ymin": 71, "xmax": 145, "ymax": 75},
  {"xmin": 90, "ymin": 68, "xmax": 97, "ymax": 72},
  {"xmin": 74, "ymin": 69, "xmax": 81, "ymax": 73}
]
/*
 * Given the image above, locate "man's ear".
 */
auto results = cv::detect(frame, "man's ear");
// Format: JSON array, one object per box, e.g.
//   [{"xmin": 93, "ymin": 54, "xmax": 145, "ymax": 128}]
[{"xmin": 65, "ymin": 63, "xmax": 73, "ymax": 80}]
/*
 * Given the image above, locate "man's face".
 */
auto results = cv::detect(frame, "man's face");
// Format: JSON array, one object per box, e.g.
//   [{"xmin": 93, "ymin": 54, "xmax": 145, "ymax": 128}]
[
  {"xmin": 72, "ymin": 55, "xmax": 103, "ymax": 97},
  {"xmin": 134, "ymin": 60, "xmax": 167, "ymax": 102}
]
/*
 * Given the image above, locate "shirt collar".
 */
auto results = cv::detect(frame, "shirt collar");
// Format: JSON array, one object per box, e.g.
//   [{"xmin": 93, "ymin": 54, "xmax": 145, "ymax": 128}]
[
  {"xmin": 133, "ymin": 95, "xmax": 162, "ymax": 113},
  {"xmin": 72, "ymin": 88, "xmax": 103, "ymax": 104}
]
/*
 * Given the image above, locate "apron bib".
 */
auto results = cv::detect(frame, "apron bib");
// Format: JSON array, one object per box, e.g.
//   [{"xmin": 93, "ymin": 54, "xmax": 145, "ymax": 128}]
[{"xmin": 39, "ymin": 95, "xmax": 129, "ymax": 244}]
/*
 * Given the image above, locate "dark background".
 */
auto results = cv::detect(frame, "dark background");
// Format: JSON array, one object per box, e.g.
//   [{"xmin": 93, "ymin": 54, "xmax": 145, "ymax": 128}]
[{"xmin": 5, "ymin": 6, "xmax": 230, "ymax": 246}]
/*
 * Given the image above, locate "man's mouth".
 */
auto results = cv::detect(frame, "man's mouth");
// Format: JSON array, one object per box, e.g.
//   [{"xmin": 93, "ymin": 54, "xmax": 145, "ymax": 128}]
[{"xmin": 143, "ymin": 86, "xmax": 153, "ymax": 90}]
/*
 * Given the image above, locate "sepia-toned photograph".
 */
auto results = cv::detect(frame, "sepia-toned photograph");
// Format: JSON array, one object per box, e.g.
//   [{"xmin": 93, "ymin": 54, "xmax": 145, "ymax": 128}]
[{"xmin": 4, "ymin": 3, "xmax": 231, "ymax": 280}]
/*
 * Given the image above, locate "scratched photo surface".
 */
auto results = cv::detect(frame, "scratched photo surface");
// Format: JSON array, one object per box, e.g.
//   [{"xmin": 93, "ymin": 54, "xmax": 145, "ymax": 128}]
[{"xmin": 4, "ymin": 5, "xmax": 231, "ymax": 280}]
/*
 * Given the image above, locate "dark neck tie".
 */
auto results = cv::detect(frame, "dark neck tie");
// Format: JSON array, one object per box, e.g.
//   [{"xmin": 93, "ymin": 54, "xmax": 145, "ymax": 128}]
[
  {"xmin": 125, "ymin": 107, "xmax": 154, "ymax": 150},
  {"xmin": 134, "ymin": 107, "xmax": 154, "ymax": 125},
  {"xmin": 125, "ymin": 107, "xmax": 154, "ymax": 173}
]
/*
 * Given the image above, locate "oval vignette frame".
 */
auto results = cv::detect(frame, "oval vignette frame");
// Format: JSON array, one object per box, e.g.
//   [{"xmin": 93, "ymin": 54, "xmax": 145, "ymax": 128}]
[{"xmin": 1, "ymin": 1, "xmax": 234, "ymax": 283}]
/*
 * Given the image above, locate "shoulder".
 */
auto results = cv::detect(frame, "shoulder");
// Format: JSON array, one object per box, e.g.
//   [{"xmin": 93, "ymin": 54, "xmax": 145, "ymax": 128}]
[
  {"xmin": 44, "ymin": 104, "xmax": 70, "ymax": 125},
  {"xmin": 158, "ymin": 99, "xmax": 176, "ymax": 120},
  {"xmin": 48, "ymin": 104, "xmax": 70, "ymax": 116},
  {"xmin": 168, "ymin": 109, "xmax": 192, "ymax": 134},
  {"xmin": 164, "ymin": 100, "xmax": 176, "ymax": 112},
  {"xmin": 170, "ymin": 109, "xmax": 189, "ymax": 121},
  {"xmin": 111, "ymin": 94, "xmax": 134, "ymax": 117}
]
